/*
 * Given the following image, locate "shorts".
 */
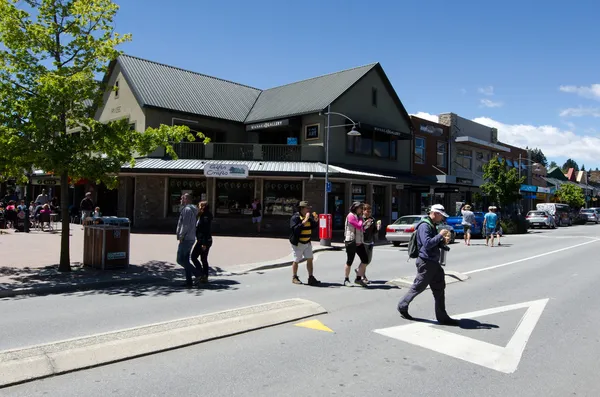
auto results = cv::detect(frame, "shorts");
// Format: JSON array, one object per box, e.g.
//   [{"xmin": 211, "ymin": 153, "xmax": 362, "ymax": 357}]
[
  {"xmin": 345, "ymin": 241, "xmax": 369, "ymax": 265},
  {"xmin": 291, "ymin": 242, "xmax": 313, "ymax": 262},
  {"xmin": 486, "ymin": 227, "xmax": 496, "ymax": 236},
  {"xmin": 252, "ymin": 216, "xmax": 262, "ymax": 223},
  {"xmin": 463, "ymin": 225, "xmax": 471, "ymax": 233}
]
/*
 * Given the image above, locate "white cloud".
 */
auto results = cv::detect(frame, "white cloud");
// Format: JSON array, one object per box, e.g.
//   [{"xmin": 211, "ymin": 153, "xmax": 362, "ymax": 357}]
[
  {"xmin": 480, "ymin": 99, "xmax": 503, "ymax": 108},
  {"xmin": 411, "ymin": 112, "xmax": 438, "ymax": 123},
  {"xmin": 472, "ymin": 116, "xmax": 600, "ymax": 163},
  {"xmin": 559, "ymin": 84, "xmax": 600, "ymax": 100},
  {"xmin": 559, "ymin": 106, "xmax": 600, "ymax": 117},
  {"xmin": 478, "ymin": 86, "xmax": 494, "ymax": 96}
]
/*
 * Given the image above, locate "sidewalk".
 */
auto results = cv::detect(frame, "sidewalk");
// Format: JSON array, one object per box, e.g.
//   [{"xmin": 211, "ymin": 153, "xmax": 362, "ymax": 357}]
[{"xmin": 0, "ymin": 225, "xmax": 351, "ymax": 297}]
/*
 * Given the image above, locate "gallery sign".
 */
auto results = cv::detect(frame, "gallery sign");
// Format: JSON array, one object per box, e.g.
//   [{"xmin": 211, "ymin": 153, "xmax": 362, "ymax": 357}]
[
  {"xmin": 419, "ymin": 124, "xmax": 444, "ymax": 136},
  {"xmin": 246, "ymin": 119, "xmax": 289, "ymax": 131},
  {"xmin": 203, "ymin": 163, "xmax": 249, "ymax": 179}
]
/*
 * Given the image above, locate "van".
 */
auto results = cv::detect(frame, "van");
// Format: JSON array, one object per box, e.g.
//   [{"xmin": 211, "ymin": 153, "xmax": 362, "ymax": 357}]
[{"xmin": 536, "ymin": 203, "xmax": 571, "ymax": 226}]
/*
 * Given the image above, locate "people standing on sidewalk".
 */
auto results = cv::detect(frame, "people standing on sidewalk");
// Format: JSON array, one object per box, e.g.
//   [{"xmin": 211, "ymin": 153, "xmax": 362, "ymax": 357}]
[
  {"xmin": 397, "ymin": 204, "xmax": 458, "ymax": 325},
  {"xmin": 289, "ymin": 201, "xmax": 320, "ymax": 286},
  {"xmin": 80, "ymin": 192, "xmax": 94, "ymax": 228},
  {"xmin": 176, "ymin": 193, "xmax": 198, "ymax": 288},
  {"xmin": 251, "ymin": 198, "xmax": 262, "ymax": 234},
  {"xmin": 461, "ymin": 204, "xmax": 477, "ymax": 246},
  {"xmin": 483, "ymin": 206, "xmax": 499, "ymax": 247},
  {"xmin": 191, "ymin": 201, "xmax": 213, "ymax": 284},
  {"xmin": 344, "ymin": 202, "xmax": 369, "ymax": 288},
  {"xmin": 358, "ymin": 203, "xmax": 378, "ymax": 284}
]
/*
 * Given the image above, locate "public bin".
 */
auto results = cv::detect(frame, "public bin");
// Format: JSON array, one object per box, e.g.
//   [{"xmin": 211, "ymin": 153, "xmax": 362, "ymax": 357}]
[
  {"xmin": 319, "ymin": 213, "xmax": 332, "ymax": 245},
  {"xmin": 83, "ymin": 217, "xmax": 130, "ymax": 269}
]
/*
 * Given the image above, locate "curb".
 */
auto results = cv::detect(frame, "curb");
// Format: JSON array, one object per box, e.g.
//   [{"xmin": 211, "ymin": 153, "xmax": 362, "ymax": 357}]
[
  {"xmin": 386, "ymin": 270, "xmax": 470, "ymax": 288},
  {"xmin": 0, "ymin": 298, "xmax": 327, "ymax": 388}
]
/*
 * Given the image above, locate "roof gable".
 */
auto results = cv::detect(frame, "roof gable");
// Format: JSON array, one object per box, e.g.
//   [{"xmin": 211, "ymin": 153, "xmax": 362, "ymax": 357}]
[
  {"xmin": 117, "ymin": 55, "xmax": 261, "ymax": 122},
  {"xmin": 244, "ymin": 63, "xmax": 377, "ymax": 123}
]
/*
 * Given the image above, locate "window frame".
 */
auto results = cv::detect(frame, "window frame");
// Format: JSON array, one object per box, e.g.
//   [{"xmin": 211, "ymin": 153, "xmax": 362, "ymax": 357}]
[
  {"xmin": 456, "ymin": 148, "xmax": 473, "ymax": 171},
  {"xmin": 371, "ymin": 87, "xmax": 378, "ymax": 107},
  {"xmin": 346, "ymin": 128, "xmax": 397, "ymax": 160},
  {"xmin": 436, "ymin": 141, "xmax": 447, "ymax": 168},
  {"xmin": 414, "ymin": 137, "xmax": 426, "ymax": 164}
]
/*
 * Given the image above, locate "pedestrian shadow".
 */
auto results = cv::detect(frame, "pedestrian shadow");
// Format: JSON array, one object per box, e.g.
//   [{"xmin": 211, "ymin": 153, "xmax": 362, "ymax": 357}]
[
  {"xmin": 365, "ymin": 280, "xmax": 400, "ymax": 290},
  {"xmin": 408, "ymin": 317, "xmax": 499, "ymax": 329},
  {"xmin": 310, "ymin": 282, "xmax": 343, "ymax": 288}
]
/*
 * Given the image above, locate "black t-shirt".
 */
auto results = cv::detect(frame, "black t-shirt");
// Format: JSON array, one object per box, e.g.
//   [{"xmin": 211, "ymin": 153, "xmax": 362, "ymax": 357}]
[{"xmin": 363, "ymin": 216, "xmax": 376, "ymax": 244}]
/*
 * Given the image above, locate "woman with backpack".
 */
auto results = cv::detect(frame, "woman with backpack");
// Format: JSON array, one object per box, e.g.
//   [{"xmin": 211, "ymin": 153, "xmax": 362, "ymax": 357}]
[{"xmin": 343, "ymin": 202, "xmax": 369, "ymax": 287}]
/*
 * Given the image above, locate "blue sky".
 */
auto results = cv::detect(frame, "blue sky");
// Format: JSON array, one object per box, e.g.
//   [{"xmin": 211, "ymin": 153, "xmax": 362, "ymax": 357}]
[{"xmin": 114, "ymin": 0, "xmax": 600, "ymax": 169}]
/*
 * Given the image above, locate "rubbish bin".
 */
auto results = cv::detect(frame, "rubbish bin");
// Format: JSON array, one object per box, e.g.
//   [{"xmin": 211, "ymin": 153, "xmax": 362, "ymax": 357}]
[{"xmin": 83, "ymin": 217, "xmax": 130, "ymax": 269}]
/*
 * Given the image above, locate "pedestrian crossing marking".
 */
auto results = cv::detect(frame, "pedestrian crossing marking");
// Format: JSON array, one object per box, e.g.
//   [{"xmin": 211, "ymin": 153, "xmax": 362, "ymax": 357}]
[{"xmin": 294, "ymin": 319, "xmax": 334, "ymax": 333}]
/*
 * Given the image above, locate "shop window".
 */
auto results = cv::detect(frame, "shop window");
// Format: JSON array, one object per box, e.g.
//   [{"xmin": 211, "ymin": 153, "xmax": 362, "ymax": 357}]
[
  {"xmin": 215, "ymin": 179, "xmax": 255, "ymax": 216},
  {"xmin": 372, "ymin": 185, "xmax": 386, "ymax": 219},
  {"xmin": 352, "ymin": 184, "xmax": 366, "ymax": 203},
  {"xmin": 169, "ymin": 178, "xmax": 206, "ymax": 214},
  {"xmin": 347, "ymin": 128, "xmax": 397, "ymax": 160},
  {"xmin": 436, "ymin": 141, "xmax": 447, "ymax": 168},
  {"xmin": 415, "ymin": 137, "xmax": 425, "ymax": 164},
  {"xmin": 457, "ymin": 149, "xmax": 472, "ymax": 170},
  {"xmin": 264, "ymin": 181, "xmax": 303, "ymax": 216}
]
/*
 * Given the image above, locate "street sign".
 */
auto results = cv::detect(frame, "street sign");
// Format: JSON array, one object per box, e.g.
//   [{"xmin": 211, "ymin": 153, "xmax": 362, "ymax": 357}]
[
  {"xmin": 287, "ymin": 137, "xmax": 298, "ymax": 145},
  {"xmin": 374, "ymin": 298, "xmax": 549, "ymax": 374},
  {"xmin": 326, "ymin": 181, "xmax": 332, "ymax": 193}
]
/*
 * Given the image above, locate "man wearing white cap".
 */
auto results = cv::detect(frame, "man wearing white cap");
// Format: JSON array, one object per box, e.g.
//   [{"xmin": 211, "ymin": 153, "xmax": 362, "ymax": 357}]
[{"xmin": 397, "ymin": 204, "xmax": 459, "ymax": 326}]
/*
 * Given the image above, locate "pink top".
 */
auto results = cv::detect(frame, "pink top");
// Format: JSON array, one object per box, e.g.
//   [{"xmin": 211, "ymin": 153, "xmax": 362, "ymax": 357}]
[
  {"xmin": 40, "ymin": 209, "xmax": 51, "ymax": 214},
  {"xmin": 347, "ymin": 213, "xmax": 363, "ymax": 229}
]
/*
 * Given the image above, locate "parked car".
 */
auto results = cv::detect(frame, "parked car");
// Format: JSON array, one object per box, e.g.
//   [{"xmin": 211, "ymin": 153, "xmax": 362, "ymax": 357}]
[
  {"xmin": 525, "ymin": 210, "xmax": 555, "ymax": 229},
  {"xmin": 536, "ymin": 203, "xmax": 571, "ymax": 226},
  {"xmin": 579, "ymin": 209, "xmax": 599, "ymax": 224},
  {"xmin": 445, "ymin": 211, "xmax": 485, "ymax": 237},
  {"xmin": 386, "ymin": 215, "xmax": 456, "ymax": 247}
]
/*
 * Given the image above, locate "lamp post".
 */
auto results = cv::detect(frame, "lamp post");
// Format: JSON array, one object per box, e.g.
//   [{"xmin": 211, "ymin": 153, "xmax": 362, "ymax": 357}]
[{"xmin": 320, "ymin": 104, "xmax": 361, "ymax": 246}]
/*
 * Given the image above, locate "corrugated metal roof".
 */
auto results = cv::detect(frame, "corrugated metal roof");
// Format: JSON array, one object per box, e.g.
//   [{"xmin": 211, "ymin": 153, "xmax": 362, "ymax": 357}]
[
  {"xmin": 118, "ymin": 55, "xmax": 261, "ymax": 122},
  {"xmin": 244, "ymin": 63, "xmax": 378, "ymax": 123},
  {"xmin": 121, "ymin": 158, "xmax": 395, "ymax": 179}
]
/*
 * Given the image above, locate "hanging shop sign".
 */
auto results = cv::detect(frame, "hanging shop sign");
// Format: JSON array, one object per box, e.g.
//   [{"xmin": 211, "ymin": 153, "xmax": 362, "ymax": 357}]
[{"xmin": 204, "ymin": 163, "xmax": 249, "ymax": 179}]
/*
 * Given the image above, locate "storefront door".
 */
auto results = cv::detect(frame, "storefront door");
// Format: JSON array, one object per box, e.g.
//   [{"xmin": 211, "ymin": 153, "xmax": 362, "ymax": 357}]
[{"xmin": 328, "ymin": 182, "xmax": 346, "ymax": 230}]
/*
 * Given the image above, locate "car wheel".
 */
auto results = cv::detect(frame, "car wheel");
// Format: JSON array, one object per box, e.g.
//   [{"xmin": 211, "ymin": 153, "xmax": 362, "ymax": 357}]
[{"xmin": 392, "ymin": 242, "xmax": 401, "ymax": 247}]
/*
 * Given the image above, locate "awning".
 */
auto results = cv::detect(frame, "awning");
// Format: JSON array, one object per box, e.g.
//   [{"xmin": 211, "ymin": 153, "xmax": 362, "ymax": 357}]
[{"xmin": 454, "ymin": 136, "xmax": 511, "ymax": 152}]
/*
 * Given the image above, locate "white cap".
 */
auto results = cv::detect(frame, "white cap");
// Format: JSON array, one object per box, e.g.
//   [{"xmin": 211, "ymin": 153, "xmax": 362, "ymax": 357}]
[{"xmin": 431, "ymin": 204, "xmax": 449, "ymax": 218}]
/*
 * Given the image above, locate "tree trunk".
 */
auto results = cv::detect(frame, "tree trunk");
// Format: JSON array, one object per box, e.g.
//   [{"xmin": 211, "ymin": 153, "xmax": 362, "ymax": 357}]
[{"xmin": 58, "ymin": 170, "xmax": 71, "ymax": 272}]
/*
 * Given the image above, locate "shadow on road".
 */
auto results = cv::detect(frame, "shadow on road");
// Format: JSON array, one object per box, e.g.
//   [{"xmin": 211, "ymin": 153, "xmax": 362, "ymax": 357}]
[{"xmin": 408, "ymin": 317, "xmax": 499, "ymax": 330}]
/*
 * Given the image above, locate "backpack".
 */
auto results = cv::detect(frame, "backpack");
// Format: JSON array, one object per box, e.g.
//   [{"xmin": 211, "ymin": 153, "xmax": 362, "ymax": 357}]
[{"xmin": 407, "ymin": 219, "xmax": 435, "ymax": 259}]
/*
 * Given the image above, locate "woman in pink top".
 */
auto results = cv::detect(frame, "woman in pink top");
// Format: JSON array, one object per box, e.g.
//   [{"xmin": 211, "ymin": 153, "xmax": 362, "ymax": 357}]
[{"xmin": 343, "ymin": 202, "xmax": 369, "ymax": 287}]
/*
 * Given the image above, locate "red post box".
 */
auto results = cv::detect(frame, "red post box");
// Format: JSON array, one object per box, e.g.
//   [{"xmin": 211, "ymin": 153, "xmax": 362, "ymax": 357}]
[{"xmin": 319, "ymin": 213, "xmax": 332, "ymax": 245}]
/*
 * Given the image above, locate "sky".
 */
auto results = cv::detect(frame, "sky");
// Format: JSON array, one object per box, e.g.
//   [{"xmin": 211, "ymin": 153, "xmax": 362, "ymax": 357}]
[{"xmin": 113, "ymin": 0, "xmax": 600, "ymax": 170}]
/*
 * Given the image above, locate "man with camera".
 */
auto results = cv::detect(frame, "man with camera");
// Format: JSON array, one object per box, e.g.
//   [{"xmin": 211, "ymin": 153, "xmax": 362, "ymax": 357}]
[{"xmin": 397, "ymin": 204, "xmax": 459, "ymax": 326}]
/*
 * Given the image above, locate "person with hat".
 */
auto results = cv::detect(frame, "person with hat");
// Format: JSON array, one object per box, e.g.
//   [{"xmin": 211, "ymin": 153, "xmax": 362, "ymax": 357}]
[
  {"xmin": 460, "ymin": 204, "xmax": 477, "ymax": 246},
  {"xmin": 289, "ymin": 201, "xmax": 320, "ymax": 286},
  {"xmin": 397, "ymin": 204, "xmax": 459, "ymax": 326}
]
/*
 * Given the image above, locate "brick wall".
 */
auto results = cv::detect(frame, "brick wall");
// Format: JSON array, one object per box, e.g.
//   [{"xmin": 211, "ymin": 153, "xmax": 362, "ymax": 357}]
[{"xmin": 134, "ymin": 176, "xmax": 166, "ymax": 228}]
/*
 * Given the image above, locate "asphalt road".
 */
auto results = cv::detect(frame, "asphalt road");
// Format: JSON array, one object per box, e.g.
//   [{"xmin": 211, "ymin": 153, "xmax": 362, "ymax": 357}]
[{"xmin": 3, "ymin": 224, "xmax": 600, "ymax": 396}]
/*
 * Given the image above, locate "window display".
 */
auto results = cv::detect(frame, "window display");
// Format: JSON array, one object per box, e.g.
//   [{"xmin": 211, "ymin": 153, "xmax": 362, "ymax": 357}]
[
  {"xmin": 169, "ymin": 178, "xmax": 206, "ymax": 214},
  {"xmin": 264, "ymin": 181, "xmax": 302, "ymax": 216},
  {"xmin": 215, "ymin": 179, "xmax": 255, "ymax": 216},
  {"xmin": 352, "ymin": 184, "xmax": 366, "ymax": 203}
]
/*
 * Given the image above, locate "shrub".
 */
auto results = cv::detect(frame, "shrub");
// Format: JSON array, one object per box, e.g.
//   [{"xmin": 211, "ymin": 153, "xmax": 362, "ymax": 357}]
[{"xmin": 500, "ymin": 217, "xmax": 528, "ymax": 234}]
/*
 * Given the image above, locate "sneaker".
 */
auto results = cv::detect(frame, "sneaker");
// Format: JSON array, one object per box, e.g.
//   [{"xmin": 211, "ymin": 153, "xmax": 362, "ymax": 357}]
[
  {"xmin": 398, "ymin": 307, "xmax": 413, "ymax": 320},
  {"xmin": 292, "ymin": 276, "xmax": 303, "ymax": 285},
  {"xmin": 307, "ymin": 275, "xmax": 320, "ymax": 286},
  {"xmin": 344, "ymin": 278, "xmax": 352, "ymax": 287},
  {"xmin": 354, "ymin": 277, "xmax": 368, "ymax": 288}
]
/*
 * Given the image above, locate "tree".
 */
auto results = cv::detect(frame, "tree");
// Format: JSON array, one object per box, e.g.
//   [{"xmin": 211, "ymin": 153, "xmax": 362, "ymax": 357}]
[
  {"xmin": 556, "ymin": 183, "xmax": 585, "ymax": 208},
  {"xmin": 0, "ymin": 0, "xmax": 200, "ymax": 271},
  {"xmin": 549, "ymin": 161, "xmax": 558, "ymax": 170},
  {"xmin": 481, "ymin": 156, "xmax": 527, "ymax": 207},
  {"xmin": 581, "ymin": 164, "xmax": 586, "ymax": 171},
  {"xmin": 562, "ymin": 158, "xmax": 579, "ymax": 172},
  {"xmin": 528, "ymin": 147, "xmax": 548, "ymax": 167}
]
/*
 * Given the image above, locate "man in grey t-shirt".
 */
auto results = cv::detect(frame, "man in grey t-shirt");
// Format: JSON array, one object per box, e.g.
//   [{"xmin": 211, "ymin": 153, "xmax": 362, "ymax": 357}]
[
  {"xmin": 461, "ymin": 204, "xmax": 477, "ymax": 246},
  {"xmin": 176, "ymin": 193, "xmax": 198, "ymax": 288}
]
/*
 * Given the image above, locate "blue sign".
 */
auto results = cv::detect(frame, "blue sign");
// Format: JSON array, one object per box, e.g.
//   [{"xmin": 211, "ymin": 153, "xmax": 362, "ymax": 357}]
[
  {"xmin": 326, "ymin": 181, "xmax": 332, "ymax": 193},
  {"xmin": 287, "ymin": 137, "xmax": 298, "ymax": 145},
  {"xmin": 523, "ymin": 194, "xmax": 537, "ymax": 199},
  {"xmin": 520, "ymin": 184, "xmax": 537, "ymax": 193}
]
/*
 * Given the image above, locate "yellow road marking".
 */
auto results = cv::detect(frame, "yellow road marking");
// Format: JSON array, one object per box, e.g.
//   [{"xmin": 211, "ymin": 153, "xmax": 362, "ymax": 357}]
[{"xmin": 294, "ymin": 319, "xmax": 334, "ymax": 333}]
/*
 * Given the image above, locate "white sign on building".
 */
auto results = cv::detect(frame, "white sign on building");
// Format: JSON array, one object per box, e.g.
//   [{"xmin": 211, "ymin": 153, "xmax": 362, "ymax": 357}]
[{"xmin": 203, "ymin": 163, "xmax": 249, "ymax": 179}]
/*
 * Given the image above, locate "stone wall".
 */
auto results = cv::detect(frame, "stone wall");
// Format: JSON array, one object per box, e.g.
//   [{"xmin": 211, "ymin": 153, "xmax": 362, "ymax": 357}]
[{"xmin": 134, "ymin": 176, "xmax": 166, "ymax": 228}]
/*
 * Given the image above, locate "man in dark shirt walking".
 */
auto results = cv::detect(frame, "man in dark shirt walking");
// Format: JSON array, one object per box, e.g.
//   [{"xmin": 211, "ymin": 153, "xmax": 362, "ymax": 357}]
[
  {"xmin": 397, "ymin": 204, "xmax": 459, "ymax": 326},
  {"xmin": 289, "ymin": 201, "xmax": 320, "ymax": 286}
]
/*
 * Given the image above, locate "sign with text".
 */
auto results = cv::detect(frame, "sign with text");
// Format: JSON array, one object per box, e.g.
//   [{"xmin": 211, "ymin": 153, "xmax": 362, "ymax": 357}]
[
  {"xmin": 32, "ymin": 178, "xmax": 60, "ymax": 186},
  {"xmin": 537, "ymin": 187, "xmax": 552, "ymax": 194},
  {"xmin": 305, "ymin": 124, "xmax": 319, "ymax": 140},
  {"xmin": 419, "ymin": 124, "xmax": 444, "ymax": 136},
  {"xmin": 246, "ymin": 119, "xmax": 289, "ymax": 131},
  {"xmin": 520, "ymin": 184, "xmax": 538, "ymax": 193},
  {"xmin": 456, "ymin": 178, "xmax": 473, "ymax": 185},
  {"xmin": 204, "ymin": 163, "xmax": 249, "ymax": 179},
  {"xmin": 287, "ymin": 137, "xmax": 298, "ymax": 145}
]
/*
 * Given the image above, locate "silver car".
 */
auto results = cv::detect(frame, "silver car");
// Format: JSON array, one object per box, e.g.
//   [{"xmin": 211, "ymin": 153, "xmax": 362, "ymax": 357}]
[
  {"xmin": 386, "ymin": 215, "xmax": 455, "ymax": 247},
  {"xmin": 580, "ymin": 209, "xmax": 599, "ymax": 224},
  {"xmin": 526, "ymin": 210, "xmax": 555, "ymax": 229}
]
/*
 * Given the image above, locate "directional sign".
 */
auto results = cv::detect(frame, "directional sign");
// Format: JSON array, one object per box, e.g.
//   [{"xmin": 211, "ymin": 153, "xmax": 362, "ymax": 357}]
[
  {"xmin": 326, "ymin": 181, "xmax": 332, "ymax": 193},
  {"xmin": 374, "ymin": 298, "xmax": 549, "ymax": 374}
]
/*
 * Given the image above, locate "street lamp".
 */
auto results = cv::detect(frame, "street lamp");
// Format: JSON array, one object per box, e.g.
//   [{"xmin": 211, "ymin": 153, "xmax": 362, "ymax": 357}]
[{"xmin": 320, "ymin": 104, "xmax": 361, "ymax": 246}]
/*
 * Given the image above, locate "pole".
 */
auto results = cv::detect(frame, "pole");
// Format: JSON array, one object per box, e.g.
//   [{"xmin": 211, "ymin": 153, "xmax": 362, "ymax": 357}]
[{"xmin": 321, "ymin": 104, "xmax": 331, "ymax": 246}]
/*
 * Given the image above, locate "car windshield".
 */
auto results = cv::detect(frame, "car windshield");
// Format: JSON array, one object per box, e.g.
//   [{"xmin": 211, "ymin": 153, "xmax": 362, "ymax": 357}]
[
  {"xmin": 528, "ymin": 211, "xmax": 546, "ymax": 216},
  {"xmin": 394, "ymin": 216, "xmax": 422, "ymax": 225},
  {"xmin": 581, "ymin": 209, "xmax": 594, "ymax": 213}
]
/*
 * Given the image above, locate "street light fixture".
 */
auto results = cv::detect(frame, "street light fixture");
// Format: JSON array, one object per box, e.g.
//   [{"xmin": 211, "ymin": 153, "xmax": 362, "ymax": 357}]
[{"xmin": 320, "ymin": 104, "xmax": 361, "ymax": 246}]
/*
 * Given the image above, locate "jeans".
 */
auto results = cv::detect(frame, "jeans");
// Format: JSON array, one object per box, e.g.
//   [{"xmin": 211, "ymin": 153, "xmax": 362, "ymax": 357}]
[
  {"xmin": 177, "ymin": 240, "xmax": 196, "ymax": 284},
  {"xmin": 191, "ymin": 242, "xmax": 211, "ymax": 277}
]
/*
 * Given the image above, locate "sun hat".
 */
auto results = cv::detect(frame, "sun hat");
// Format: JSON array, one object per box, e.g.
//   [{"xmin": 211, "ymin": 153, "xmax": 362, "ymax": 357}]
[{"xmin": 431, "ymin": 204, "xmax": 449, "ymax": 218}]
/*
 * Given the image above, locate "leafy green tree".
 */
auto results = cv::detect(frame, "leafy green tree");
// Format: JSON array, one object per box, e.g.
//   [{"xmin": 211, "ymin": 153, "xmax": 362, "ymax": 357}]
[
  {"xmin": 562, "ymin": 158, "xmax": 579, "ymax": 172},
  {"xmin": 528, "ymin": 147, "xmax": 548, "ymax": 167},
  {"xmin": 556, "ymin": 183, "xmax": 585, "ymax": 208},
  {"xmin": 0, "ymin": 0, "xmax": 199, "ymax": 271},
  {"xmin": 481, "ymin": 156, "xmax": 527, "ymax": 207}
]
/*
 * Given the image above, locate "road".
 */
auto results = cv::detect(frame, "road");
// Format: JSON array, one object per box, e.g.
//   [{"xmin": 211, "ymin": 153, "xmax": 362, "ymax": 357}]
[{"xmin": 3, "ymin": 224, "xmax": 600, "ymax": 396}]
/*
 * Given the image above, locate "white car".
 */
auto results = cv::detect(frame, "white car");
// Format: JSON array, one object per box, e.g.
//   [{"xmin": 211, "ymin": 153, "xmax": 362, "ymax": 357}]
[
  {"xmin": 525, "ymin": 210, "xmax": 555, "ymax": 229},
  {"xmin": 386, "ymin": 215, "xmax": 456, "ymax": 247}
]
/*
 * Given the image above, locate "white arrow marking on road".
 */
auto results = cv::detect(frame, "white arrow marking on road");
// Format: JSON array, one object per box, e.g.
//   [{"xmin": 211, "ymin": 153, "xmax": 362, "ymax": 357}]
[{"xmin": 374, "ymin": 298, "xmax": 549, "ymax": 374}]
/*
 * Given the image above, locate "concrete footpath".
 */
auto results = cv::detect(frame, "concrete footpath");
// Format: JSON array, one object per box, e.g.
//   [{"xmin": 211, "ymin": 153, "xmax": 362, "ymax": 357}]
[{"xmin": 0, "ymin": 225, "xmax": 358, "ymax": 297}]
